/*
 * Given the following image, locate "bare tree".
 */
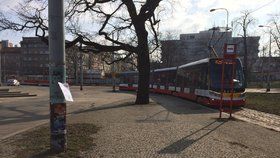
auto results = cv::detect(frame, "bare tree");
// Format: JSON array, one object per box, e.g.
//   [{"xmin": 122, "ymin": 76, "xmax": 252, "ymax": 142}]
[
  {"xmin": 66, "ymin": 46, "xmax": 80, "ymax": 83},
  {"xmin": 0, "ymin": 0, "xmax": 164, "ymax": 104},
  {"xmin": 233, "ymin": 10, "xmax": 256, "ymax": 86},
  {"xmin": 270, "ymin": 14, "xmax": 280, "ymax": 55}
]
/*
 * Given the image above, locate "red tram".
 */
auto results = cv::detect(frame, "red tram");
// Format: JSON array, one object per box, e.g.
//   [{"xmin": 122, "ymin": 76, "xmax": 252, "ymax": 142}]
[
  {"xmin": 119, "ymin": 58, "xmax": 246, "ymax": 107},
  {"xmin": 118, "ymin": 71, "xmax": 139, "ymax": 91}
]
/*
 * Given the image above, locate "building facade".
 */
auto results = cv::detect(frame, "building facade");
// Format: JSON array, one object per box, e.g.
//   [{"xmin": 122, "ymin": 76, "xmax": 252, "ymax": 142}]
[
  {"xmin": 20, "ymin": 37, "xmax": 50, "ymax": 81},
  {"xmin": 161, "ymin": 29, "xmax": 261, "ymax": 81},
  {"xmin": 0, "ymin": 40, "xmax": 21, "ymax": 82},
  {"xmin": 0, "ymin": 37, "xmax": 119, "ymax": 84},
  {"xmin": 0, "ymin": 47, "xmax": 21, "ymax": 81}
]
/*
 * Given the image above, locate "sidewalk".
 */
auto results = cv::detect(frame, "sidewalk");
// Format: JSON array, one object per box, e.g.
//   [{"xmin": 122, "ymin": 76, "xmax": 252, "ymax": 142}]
[
  {"xmin": 246, "ymin": 88, "xmax": 280, "ymax": 93},
  {"xmin": 1, "ymin": 86, "xmax": 280, "ymax": 157},
  {"xmin": 66, "ymin": 92, "xmax": 280, "ymax": 157}
]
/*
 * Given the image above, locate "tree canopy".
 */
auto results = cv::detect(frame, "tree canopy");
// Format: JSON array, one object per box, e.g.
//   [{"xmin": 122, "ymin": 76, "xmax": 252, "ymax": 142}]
[{"xmin": 0, "ymin": 0, "xmax": 167, "ymax": 104}]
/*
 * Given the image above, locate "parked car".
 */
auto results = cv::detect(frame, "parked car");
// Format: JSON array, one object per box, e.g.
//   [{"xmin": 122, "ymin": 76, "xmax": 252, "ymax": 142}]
[{"xmin": 7, "ymin": 79, "xmax": 20, "ymax": 86}]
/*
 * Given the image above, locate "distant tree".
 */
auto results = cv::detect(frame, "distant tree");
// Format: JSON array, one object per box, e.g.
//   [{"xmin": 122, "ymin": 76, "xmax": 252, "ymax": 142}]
[
  {"xmin": 270, "ymin": 14, "xmax": 280, "ymax": 55},
  {"xmin": 66, "ymin": 46, "xmax": 80, "ymax": 83},
  {"xmin": 233, "ymin": 10, "xmax": 256, "ymax": 86},
  {"xmin": 0, "ymin": 0, "xmax": 166, "ymax": 104}
]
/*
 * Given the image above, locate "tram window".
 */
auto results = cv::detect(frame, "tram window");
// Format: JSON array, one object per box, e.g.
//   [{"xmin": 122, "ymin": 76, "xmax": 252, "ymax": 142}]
[{"xmin": 210, "ymin": 59, "xmax": 244, "ymax": 89}]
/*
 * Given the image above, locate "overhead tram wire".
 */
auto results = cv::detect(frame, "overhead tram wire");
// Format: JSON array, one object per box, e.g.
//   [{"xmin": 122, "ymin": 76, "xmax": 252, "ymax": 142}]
[{"xmin": 249, "ymin": 0, "xmax": 277, "ymax": 14}]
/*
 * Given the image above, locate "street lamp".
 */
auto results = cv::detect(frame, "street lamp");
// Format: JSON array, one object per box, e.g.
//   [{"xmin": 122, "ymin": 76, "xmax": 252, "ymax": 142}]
[
  {"xmin": 259, "ymin": 25, "xmax": 272, "ymax": 92},
  {"xmin": 210, "ymin": 8, "xmax": 229, "ymax": 32}
]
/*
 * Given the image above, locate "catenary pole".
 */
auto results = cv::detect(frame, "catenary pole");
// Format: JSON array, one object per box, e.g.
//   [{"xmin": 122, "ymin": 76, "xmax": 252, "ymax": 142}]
[{"xmin": 48, "ymin": 0, "xmax": 67, "ymax": 152}]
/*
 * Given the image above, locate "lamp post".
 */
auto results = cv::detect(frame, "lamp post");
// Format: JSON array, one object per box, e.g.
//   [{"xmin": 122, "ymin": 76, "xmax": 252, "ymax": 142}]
[
  {"xmin": 210, "ymin": 8, "xmax": 230, "ymax": 119},
  {"xmin": 259, "ymin": 25, "xmax": 272, "ymax": 92},
  {"xmin": 210, "ymin": 8, "xmax": 229, "ymax": 33}
]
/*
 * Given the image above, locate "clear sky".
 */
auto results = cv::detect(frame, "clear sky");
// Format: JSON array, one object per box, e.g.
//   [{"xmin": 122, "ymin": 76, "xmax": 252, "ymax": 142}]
[{"xmin": 0, "ymin": 0, "xmax": 279, "ymax": 46}]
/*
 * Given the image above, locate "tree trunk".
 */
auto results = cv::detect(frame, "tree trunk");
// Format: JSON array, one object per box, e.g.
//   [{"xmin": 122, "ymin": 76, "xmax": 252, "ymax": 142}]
[
  {"xmin": 135, "ymin": 22, "xmax": 150, "ymax": 104},
  {"xmin": 75, "ymin": 61, "xmax": 78, "ymax": 84}
]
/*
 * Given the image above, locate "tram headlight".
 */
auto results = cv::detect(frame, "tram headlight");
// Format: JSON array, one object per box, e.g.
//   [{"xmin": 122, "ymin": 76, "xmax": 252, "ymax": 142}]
[{"xmin": 240, "ymin": 92, "xmax": 246, "ymax": 98}]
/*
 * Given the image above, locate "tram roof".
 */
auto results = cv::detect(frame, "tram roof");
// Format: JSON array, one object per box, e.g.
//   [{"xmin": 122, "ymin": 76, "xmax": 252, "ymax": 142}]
[
  {"xmin": 179, "ymin": 58, "xmax": 209, "ymax": 69},
  {"xmin": 153, "ymin": 66, "xmax": 177, "ymax": 72}
]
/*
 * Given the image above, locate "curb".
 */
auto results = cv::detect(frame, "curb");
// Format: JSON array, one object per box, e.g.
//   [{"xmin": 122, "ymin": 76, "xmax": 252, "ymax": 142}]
[{"xmin": 232, "ymin": 114, "xmax": 280, "ymax": 132}]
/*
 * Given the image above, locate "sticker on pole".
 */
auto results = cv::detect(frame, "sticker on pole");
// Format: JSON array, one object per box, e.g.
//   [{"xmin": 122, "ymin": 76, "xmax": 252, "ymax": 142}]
[{"xmin": 58, "ymin": 82, "xmax": 74, "ymax": 102}]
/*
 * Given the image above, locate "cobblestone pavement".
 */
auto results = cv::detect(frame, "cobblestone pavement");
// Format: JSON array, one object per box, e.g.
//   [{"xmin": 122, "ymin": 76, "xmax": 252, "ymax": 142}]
[
  {"xmin": 233, "ymin": 108, "xmax": 280, "ymax": 132},
  {"xmin": 67, "ymin": 89, "xmax": 280, "ymax": 158}
]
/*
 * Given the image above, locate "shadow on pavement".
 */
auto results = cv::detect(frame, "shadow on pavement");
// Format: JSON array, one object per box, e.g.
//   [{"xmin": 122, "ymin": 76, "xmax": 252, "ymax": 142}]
[
  {"xmin": 135, "ymin": 110, "xmax": 172, "ymax": 123},
  {"xmin": 158, "ymin": 118, "xmax": 228, "ymax": 154},
  {"xmin": 0, "ymin": 105, "xmax": 49, "ymax": 125},
  {"xmin": 73, "ymin": 99, "xmax": 136, "ymax": 115},
  {"xmin": 150, "ymin": 94, "xmax": 217, "ymax": 115}
]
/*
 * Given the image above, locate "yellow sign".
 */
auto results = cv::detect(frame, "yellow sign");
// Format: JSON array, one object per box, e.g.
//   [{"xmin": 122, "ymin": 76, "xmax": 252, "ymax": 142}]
[{"xmin": 223, "ymin": 93, "xmax": 240, "ymax": 98}]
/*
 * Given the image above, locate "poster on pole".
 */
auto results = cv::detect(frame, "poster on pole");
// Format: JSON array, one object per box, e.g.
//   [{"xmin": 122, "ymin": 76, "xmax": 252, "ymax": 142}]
[{"xmin": 58, "ymin": 82, "xmax": 74, "ymax": 102}]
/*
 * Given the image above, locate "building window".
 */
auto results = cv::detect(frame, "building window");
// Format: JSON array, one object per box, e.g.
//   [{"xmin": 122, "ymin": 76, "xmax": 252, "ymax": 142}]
[{"xmin": 189, "ymin": 35, "xmax": 195, "ymax": 39}]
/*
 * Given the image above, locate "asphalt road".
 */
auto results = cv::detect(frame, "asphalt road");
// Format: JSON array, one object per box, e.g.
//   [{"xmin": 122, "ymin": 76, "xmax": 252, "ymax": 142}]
[{"xmin": 0, "ymin": 85, "xmax": 132, "ymax": 140}]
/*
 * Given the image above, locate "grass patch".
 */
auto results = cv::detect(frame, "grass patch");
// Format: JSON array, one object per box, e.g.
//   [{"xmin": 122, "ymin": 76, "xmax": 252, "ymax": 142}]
[
  {"xmin": 246, "ymin": 93, "xmax": 280, "ymax": 116},
  {"xmin": 13, "ymin": 123, "xmax": 100, "ymax": 158},
  {"xmin": 271, "ymin": 81, "xmax": 280, "ymax": 88},
  {"xmin": 248, "ymin": 81, "xmax": 280, "ymax": 88}
]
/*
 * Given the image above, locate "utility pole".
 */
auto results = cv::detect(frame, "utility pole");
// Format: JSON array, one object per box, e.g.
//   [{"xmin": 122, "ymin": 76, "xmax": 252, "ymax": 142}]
[{"xmin": 48, "ymin": 0, "xmax": 67, "ymax": 152}]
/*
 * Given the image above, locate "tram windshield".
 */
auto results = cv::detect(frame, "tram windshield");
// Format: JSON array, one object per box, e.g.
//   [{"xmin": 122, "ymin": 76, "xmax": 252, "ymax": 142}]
[{"xmin": 210, "ymin": 59, "xmax": 245, "ymax": 91}]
